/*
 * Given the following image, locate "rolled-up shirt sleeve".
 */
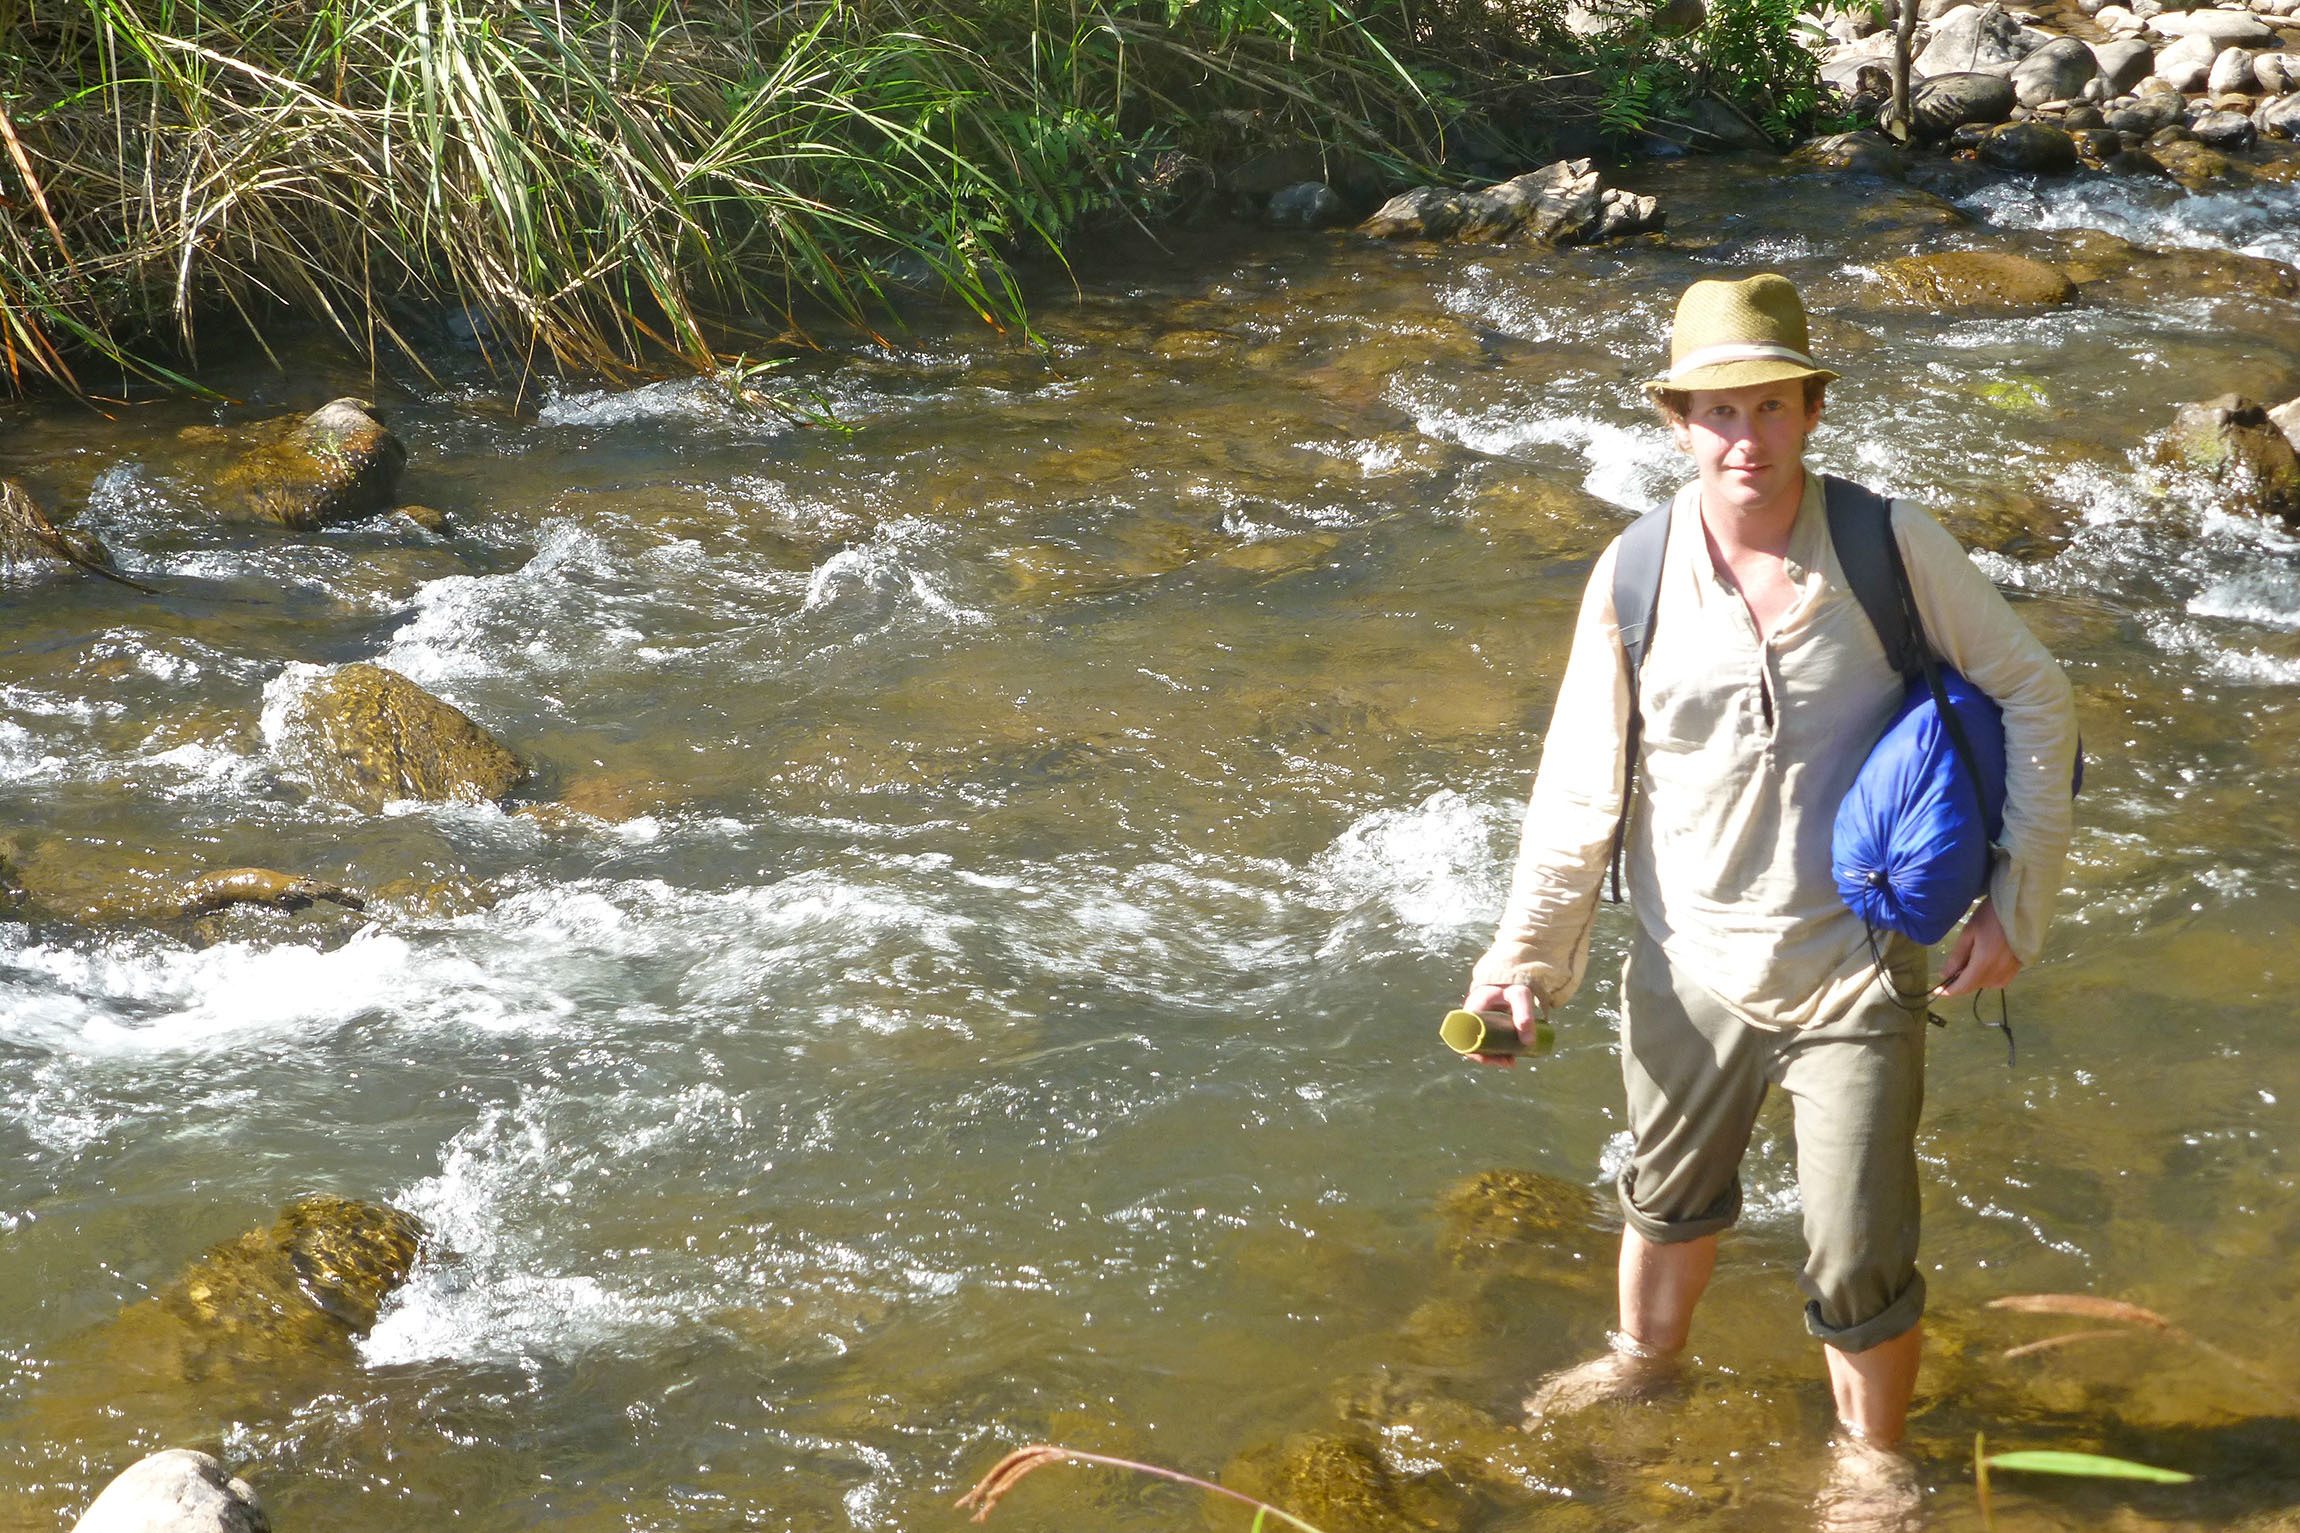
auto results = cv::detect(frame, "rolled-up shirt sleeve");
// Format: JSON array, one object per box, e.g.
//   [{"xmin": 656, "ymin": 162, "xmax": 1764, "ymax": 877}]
[
  {"xmin": 1470, "ymin": 540, "xmax": 1634, "ymax": 1008},
  {"xmin": 1891, "ymin": 503, "xmax": 2079, "ymax": 965}
]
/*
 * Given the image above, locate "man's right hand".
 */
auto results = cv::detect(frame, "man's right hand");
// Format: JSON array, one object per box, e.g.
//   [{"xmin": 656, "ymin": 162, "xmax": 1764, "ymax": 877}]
[{"xmin": 1460, "ymin": 981, "xmax": 1541, "ymax": 1068}]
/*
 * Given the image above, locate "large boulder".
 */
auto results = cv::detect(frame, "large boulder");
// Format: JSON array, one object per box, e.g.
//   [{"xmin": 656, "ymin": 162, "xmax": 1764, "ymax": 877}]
[
  {"xmin": 2150, "ymin": 31, "xmax": 2222, "ymax": 86},
  {"xmin": 2146, "ymin": 7, "xmax": 2280, "ymax": 44},
  {"xmin": 1360, "ymin": 159, "xmax": 1659, "ymax": 245},
  {"xmin": 272, "ymin": 662, "xmax": 528, "ymax": 811},
  {"xmin": 2012, "ymin": 36, "xmax": 2101, "ymax": 103},
  {"xmin": 1978, "ymin": 119, "xmax": 2082, "ymax": 170},
  {"xmin": 2157, "ymin": 395, "xmax": 2300, "ymax": 522},
  {"xmin": 2091, "ymin": 37, "xmax": 2159, "ymax": 90},
  {"xmin": 1871, "ymin": 250, "xmax": 2078, "ymax": 309},
  {"xmin": 1912, "ymin": 71, "xmax": 2021, "ymax": 135},
  {"xmin": 211, "ymin": 398, "xmax": 407, "ymax": 530},
  {"xmin": 2207, "ymin": 44, "xmax": 2258, "ymax": 91},
  {"xmin": 1916, "ymin": 4, "xmax": 2047, "ymax": 75},
  {"xmin": 71, "ymin": 1450, "xmax": 268, "ymax": 1533}
]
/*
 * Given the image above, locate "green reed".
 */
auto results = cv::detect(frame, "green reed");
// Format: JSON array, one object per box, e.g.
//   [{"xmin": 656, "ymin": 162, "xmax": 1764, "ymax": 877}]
[{"xmin": 0, "ymin": 0, "xmax": 1474, "ymax": 396}]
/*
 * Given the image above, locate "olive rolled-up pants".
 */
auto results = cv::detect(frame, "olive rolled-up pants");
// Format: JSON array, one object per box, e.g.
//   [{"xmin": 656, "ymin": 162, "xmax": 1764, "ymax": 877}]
[{"xmin": 1614, "ymin": 923, "xmax": 1929, "ymax": 1355}]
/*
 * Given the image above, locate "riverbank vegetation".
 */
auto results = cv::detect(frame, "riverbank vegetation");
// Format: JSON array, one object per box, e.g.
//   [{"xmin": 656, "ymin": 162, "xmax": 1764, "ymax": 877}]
[{"xmin": 0, "ymin": 0, "xmax": 1826, "ymax": 398}]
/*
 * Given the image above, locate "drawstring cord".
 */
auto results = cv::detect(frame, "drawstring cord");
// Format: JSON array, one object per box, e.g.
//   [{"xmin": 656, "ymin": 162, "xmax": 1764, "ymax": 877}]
[{"xmin": 1864, "ymin": 919, "xmax": 2016, "ymax": 1066}]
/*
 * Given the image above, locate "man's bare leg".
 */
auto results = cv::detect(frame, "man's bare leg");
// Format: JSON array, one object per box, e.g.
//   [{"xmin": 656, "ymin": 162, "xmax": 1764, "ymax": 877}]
[
  {"xmin": 1619, "ymin": 1226, "xmax": 1716, "ymax": 1352},
  {"xmin": 1524, "ymin": 1228, "xmax": 1717, "ymax": 1425},
  {"xmin": 1825, "ymin": 1323, "xmax": 1922, "ymax": 1445}
]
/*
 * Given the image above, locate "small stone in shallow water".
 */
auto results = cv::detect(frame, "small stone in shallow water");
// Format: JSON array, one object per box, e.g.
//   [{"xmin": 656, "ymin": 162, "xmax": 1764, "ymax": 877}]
[{"xmin": 71, "ymin": 1450, "xmax": 268, "ymax": 1533}]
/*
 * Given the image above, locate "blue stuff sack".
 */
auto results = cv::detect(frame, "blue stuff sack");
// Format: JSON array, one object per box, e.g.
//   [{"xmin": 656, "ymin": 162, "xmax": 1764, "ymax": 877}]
[{"xmin": 1833, "ymin": 668, "xmax": 2008, "ymax": 946}]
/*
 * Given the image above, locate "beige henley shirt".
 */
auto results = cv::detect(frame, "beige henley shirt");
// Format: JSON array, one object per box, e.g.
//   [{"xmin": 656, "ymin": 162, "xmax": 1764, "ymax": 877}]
[{"xmin": 1472, "ymin": 474, "xmax": 2080, "ymax": 1031}]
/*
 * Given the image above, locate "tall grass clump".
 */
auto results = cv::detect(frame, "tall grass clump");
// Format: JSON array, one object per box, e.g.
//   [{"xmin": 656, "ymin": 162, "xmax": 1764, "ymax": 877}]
[{"xmin": 0, "ymin": 0, "xmax": 1478, "ymax": 394}]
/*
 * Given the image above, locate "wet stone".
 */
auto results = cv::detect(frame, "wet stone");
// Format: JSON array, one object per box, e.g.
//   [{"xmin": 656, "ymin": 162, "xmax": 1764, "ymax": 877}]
[
  {"xmin": 2, "ymin": 478, "xmax": 122, "ymax": 583},
  {"xmin": 209, "ymin": 398, "xmax": 407, "ymax": 530},
  {"xmin": 71, "ymin": 1449, "xmax": 269, "ymax": 1533},
  {"xmin": 1869, "ymin": 249, "xmax": 2078, "ymax": 309},
  {"xmin": 1220, "ymin": 1430, "xmax": 1457, "ymax": 1533},
  {"xmin": 1437, "ymin": 1167, "xmax": 1607, "ymax": 1258},
  {"xmin": 77, "ymin": 1196, "xmax": 428, "ymax": 1391},
  {"xmin": 2156, "ymin": 394, "xmax": 2300, "ymax": 521},
  {"xmin": 275, "ymin": 662, "xmax": 528, "ymax": 811},
  {"xmin": 1979, "ymin": 118, "xmax": 2083, "ymax": 170},
  {"xmin": 2192, "ymin": 104, "xmax": 2262, "ymax": 142},
  {"xmin": 1912, "ymin": 71, "xmax": 2021, "ymax": 137}
]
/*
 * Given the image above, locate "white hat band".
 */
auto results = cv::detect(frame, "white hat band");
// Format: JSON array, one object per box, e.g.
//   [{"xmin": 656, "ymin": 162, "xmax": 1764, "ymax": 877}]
[{"xmin": 1666, "ymin": 341, "xmax": 1818, "ymax": 381}]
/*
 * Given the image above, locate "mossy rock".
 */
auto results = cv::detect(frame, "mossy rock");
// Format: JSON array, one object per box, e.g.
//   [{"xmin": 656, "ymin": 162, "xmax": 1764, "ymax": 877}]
[
  {"xmin": 1220, "ymin": 1431, "xmax": 1453, "ymax": 1533},
  {"xmin": 212, "ymin": 398, "xmax": 407, "ymax": 530},
  {"xmin": 1437, "ymin": 1168, "xmax": 1604, "ymax": 1253},
  {"xmin": 89, "ymin": 1196, "xmax": 426, "ymax": 1385},
  {"xmin": 1869, "ymin": 251, "xmax": 2077, "ymax": 312},
  {"xmin": 0, "ymin": 849, "xmax": 24, "ymax": 920},
  {"xmin": 276, "ymin": 662, "xmax": 528, "ymax": 811},
  {"xmin": 2156, "ymin": 395, "xmax": 2300, "ymax": 522}
]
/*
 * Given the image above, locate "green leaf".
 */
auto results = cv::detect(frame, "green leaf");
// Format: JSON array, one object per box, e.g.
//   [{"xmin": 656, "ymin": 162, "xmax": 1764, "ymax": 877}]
[{"xmin": 1982, "ymin": 1451, "xmax": 2194, "ymax": 1484}]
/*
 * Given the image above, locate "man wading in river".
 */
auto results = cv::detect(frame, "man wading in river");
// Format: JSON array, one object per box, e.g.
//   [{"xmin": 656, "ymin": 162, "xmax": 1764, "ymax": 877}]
[{"xmin": 1460, "ymin": 273, "xmax": 2079, "ymax": 1523}]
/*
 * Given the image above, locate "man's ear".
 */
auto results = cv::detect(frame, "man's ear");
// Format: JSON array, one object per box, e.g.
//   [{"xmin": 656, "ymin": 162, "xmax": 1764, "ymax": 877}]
[{"xmin": 1668, "ymin": 416, "xmax": 1693, "ymax": 452}]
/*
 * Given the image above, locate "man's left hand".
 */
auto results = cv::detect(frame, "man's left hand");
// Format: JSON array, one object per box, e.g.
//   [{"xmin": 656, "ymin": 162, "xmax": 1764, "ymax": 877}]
[{"xmin": 1936, "ymin": 898, "xmax": 2021, "ymax": 996}]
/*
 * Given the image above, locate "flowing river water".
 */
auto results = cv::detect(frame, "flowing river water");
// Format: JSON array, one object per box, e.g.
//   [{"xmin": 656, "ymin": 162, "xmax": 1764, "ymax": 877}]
[{"xmin": 3, "ymin": 154, "xmax": 2299, "ymax": 1531}]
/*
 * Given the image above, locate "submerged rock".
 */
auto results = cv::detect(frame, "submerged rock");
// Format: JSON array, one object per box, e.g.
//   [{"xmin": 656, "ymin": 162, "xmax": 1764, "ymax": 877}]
[
  {"xmin": 2156, "ymin": 394, "xmax": 2300, "ymax": 522},
  {"xmin": 1222, "ymin": 1431, "xmax": 1454, "ymax": 1533},
  {"xmin": 210, "ymin": 398, "xmax": 407, "ymax": 530},
  {"xmin": 1361, "ymin": 159, "xmax": 1660, "ymax": 245},
  {"xmin": 1436, "ymin": 1167, "xmax": 1605, "ymax": 1257},
  {"xmin": 274, "ymin": 662, "xmax": 528, "ymax": 811},
  {"xmin": 71, "ymin": 1449, "xmax": 268, "ymax": 1533},
  {"xmin": 1870, "ymin": 250, "xmax": 2077, "ymax": 309},
  {"xmin": 71, "ymin": 1195, "xmax": 428, "ymax": 1395},
  {"xmin": 0, "ymin": 850, "xmax": 23, "ymax": 919}
]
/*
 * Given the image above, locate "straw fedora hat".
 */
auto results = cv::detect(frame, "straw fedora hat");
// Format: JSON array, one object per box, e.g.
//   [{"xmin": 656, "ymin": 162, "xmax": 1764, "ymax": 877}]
[{"xmin": 1645, "ymin": 272, "xmax": 1839, "ymax": 395}]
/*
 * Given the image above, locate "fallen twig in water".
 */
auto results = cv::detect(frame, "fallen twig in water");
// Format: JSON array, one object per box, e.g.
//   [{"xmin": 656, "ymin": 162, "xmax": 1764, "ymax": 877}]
[
  {"xmin": 1988, "ymin": 1293, "xmax": 2300, "ymax": 1412},
  {"xmin": 956, "ymin": 1442, "xmax": 1328, "ymax": 1531}
]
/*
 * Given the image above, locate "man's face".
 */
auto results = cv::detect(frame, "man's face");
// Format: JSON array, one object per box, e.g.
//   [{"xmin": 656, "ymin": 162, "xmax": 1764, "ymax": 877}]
[{"xmin": 1669, "ymin": 380, "xmax": 1824, "ymax": 519}]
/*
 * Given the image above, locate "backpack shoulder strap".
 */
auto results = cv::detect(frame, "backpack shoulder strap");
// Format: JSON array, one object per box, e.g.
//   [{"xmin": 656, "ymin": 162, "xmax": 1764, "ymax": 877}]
[
  {"xmin": 1829, "ymin": 474, "xmax": 1997, "ymax": 838},
  {"xmin": 1612, "ymin": 503, "xmax": 1672, "ymax": 690},
  {"xmin": 1823, "ymin": 474, "xmax": 1926, "ymax": 678},
  {"xmin": 1606, "ymin": 505, "xmax": 1671, "ymax": 902}
]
